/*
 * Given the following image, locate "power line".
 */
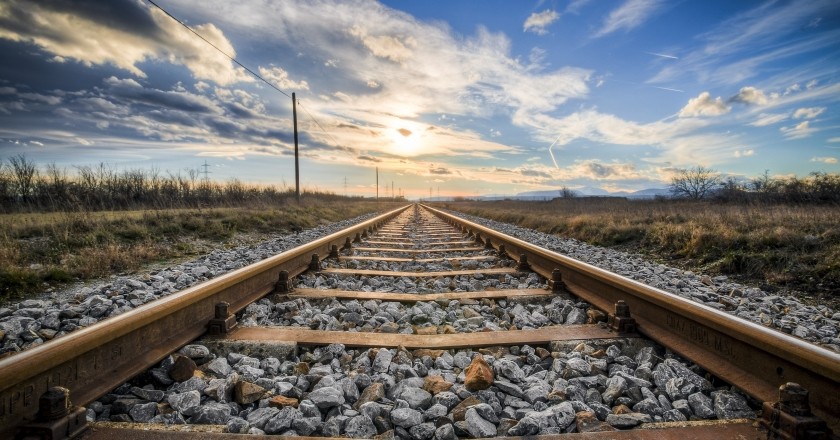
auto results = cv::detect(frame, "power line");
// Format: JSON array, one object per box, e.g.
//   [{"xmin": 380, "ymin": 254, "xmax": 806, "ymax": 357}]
[
  {"xmin": 146, "ymin": 0, "xmax": 292, "ymax": 100},
  {"xmin": 297, "ymin": 101, "xmax": 343, "ymax": 151}
]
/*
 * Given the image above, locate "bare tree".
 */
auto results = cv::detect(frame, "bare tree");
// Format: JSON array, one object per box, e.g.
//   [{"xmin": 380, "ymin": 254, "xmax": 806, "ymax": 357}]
[
  {"xmin": 670, "ymin": 166, "xmax": 721, "ymax": 199},
  {"xmin": 558, "ymin": 186, "xmax": 576, "ymax": 198},
  {"xmin": 8, "ymin": 154, "xmax": 38, "ymax": 202}
]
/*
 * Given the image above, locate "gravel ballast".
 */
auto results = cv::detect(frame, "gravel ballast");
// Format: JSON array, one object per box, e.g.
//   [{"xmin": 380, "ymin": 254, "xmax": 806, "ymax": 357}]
[{"xmin": 94, "ymin": 341, "xmax": 756, "ymax": 435}]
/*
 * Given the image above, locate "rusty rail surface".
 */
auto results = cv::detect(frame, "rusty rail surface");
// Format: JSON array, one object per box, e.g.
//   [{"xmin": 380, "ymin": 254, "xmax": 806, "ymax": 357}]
[
  {"xmin": 423, "ymin": 204, "xmax": 840, "ymax": 431},
  {"xmin": 0, "ymin": 205, "xmax": 410, "ymax": 434}
]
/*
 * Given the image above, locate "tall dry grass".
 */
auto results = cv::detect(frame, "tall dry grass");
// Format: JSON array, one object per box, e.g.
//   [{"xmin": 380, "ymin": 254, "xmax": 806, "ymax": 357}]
[
  {"xmin": 441, "ymin": 198, "xmax": 840, "ymax": 306},
  {"xmin": 1, "ymin": 198, "xmax": 402, "ymax": 302}
]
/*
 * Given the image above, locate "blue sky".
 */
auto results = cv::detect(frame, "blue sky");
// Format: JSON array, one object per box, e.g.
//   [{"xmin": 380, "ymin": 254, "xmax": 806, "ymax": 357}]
[{"xmin": 1, "ymin": 0, "xmax": 838, "ymax": 198}]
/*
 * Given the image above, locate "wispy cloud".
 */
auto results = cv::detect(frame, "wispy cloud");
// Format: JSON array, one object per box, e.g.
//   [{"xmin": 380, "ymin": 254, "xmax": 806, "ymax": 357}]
[
  {"xmin": 594, "ymin": 0, "xmax": 662, "ymax": 38},
  {"xmin": 811, "ymin": 156, "xmax": 837, "ymax": 164},
  {"xmin": 793, "ymin": 107, "xmax": 825, "ymax": 119},
  {"xmin": 523, "ymin": 10, "xmax": 560, "ymax": 35},
  {"xmin": 647, "ymin": 0, "xmax": 839, "ymax": 87},
  {"xmin": 750, "ymin": 113, "xmax": 788, "ymax": 127},
  {"xmin": 781, "ymin": 121, "xmax": 816, "ymax": 139}
]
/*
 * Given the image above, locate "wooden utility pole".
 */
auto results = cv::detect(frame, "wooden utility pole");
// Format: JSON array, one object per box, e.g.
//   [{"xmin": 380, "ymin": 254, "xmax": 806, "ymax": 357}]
[
  {"xmin": 293, "ymin": 92, "xmax": 300, "ymax": 203},
  {"xmin": 376, "ymin": 167, "xmax": 379, "ymax": 201}
]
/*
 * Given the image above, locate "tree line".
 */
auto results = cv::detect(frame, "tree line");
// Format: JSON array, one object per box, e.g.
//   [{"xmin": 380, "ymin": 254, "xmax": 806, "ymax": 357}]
[
  {"xmin": 670, "ymin": 166, "xmax": 840, "ymax": 204},
  {"xmin": 0, "ymin": 155, "xmax": 360, "ymax": 213}
]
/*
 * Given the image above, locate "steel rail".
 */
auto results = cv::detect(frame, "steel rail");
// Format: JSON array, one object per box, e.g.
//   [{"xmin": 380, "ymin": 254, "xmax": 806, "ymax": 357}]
[
  {"xmin": 0, "ymin": 204, "xmax": 411, "ymax": 434},
  {"xmin": 423, "ymin": 204, "xmax": 840, "ymax": 430}
]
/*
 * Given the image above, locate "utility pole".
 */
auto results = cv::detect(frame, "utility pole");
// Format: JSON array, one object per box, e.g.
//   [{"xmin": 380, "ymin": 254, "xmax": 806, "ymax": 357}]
[
  {"xmin": 391, "ymin": 181, "xmax": 394, "ymax": 201},
  {"xmin": 343, "ymin": 177, "xmax": 347, "ymax": 197},
  {"xmin": 376, "ymin": 167, "xmax": 379, "ymax": 201},
  {"xmin": 292, "ymin": 92, "xmax": 300, "ymax": 203},
  {"xmin": 200, "ymin": 160, "xmax": 211, "ymax": 182}
]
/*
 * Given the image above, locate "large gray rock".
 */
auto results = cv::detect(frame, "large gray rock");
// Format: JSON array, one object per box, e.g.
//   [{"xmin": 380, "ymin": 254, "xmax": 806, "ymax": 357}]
[
  {"xmin": 167, "ymin": 391, "xmax": 200, "ymax": 413},
  {"xmin": 292, "ymin": 416, "xmax": 321, "ymax": 436},
  {"xmin": 345, "ymin": 415, "xmax": 377, "ymax": 438},
  {"xmin": 606, "ymin": 412, "xmax": 652, "ymax": 428},
  {"xmin": 391, "ymin": 407, "xmax": 423, "ymax": 428},
  {"xmin": 373, "ymin": 349, "xmax": 393, "ymax": 373},
  {"xmin": 714, "ymin": 391, "xmax": 755, "ymax": 419},
  {"xmin": 264, "ymin": 407, "xmax": 302, "ymax": 434},
  {"xmin": 308, "ymin": 386, "xmax": 345, "ymax": 409},
  {"xmin": 688, "ymin": 392, "xmax": 715, "ymax": 419},
  {"xmin": 435, "ymin": 423, "xmax": 458, "ymax": 440},
  {"xmin": 409, "ymin": 422, "xmax": 436, "ymax": 440},
  {"xmin": 665, "ymin": 359, "xmax": 712, "ymax": 391},
  {"xmin": 191, "ymin": 402, "xmax": 232, "ymax": 424},
  {"xmin": 206, "ymin": 357, "xmax": 232, "ymax": 377},
  {"xmin": 246, "ymin": 407, "xmax": 279, "ymax": 430},
  {"xmin": 465, "ymin": 408, "xmax": 497, "ymax": 438},
  {"xmin": 494, "ymin": 359, "xmax": 526, "ymax": 382},
  {"xmin": 399, "ymin": 386, "xmax": 432, "ymax": 410},
  {"xmin": 493, "ymin": 380, "xmax": 524, "ymax": 399},
  {"xmin": 601, "ymin": 376, "xmax": 627, "ymax": 405},
  {"xmin": 129, "ymin": 402, "xmax": 157, "ymax": 423}
]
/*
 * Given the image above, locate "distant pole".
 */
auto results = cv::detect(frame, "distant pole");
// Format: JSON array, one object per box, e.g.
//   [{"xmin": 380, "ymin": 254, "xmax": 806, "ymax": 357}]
[
  {"xmin": 376, "ymin": 167, "xmax": 379, "ymax": 201},
  {"xmin": 292, "ymin": 92, "xmax": 300, "ymax": 203},
  {"xmin": 392, "ymin": 181, "xmax": 394, "ymax": 201}
]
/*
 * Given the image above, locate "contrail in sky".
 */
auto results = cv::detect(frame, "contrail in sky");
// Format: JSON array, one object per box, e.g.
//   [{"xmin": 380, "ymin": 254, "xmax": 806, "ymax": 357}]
[
  {"xmin": 652, "ymin": 86, "xmax": 684, "ymax": 93},
  {"xmin": 645, "ymin": 51, "xmax": 679, "ymax": 60}
]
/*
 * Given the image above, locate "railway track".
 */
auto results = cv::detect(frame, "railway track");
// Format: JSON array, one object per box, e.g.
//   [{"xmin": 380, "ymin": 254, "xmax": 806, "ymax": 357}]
[{"xmin": 0, "ymin": 203, "xmax": 838, "ymax": 439}]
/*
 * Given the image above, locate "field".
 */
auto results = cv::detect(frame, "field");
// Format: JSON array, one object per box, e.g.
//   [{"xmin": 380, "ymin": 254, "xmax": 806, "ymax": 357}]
[
  {"xmin": 0, "ymin": 198, "xmax": 401, "ymax": 303},
  {"xmin": 435, "ymin": 198, "xmax": 840, "ymax": 309}
]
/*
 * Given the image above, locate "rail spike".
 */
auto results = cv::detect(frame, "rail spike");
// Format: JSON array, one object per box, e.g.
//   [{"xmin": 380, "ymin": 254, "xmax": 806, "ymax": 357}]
[
  {"xmin": 517, "ymin": 254, "xmax": 530, "ymax": 271},
  {"xmin": 275, "ymin": 270, "xmax": 294, "ymax": 293},
  {"xmin": 549, "ymin": 268, "xmax": 567, "ymax": 293},
  {"xmin": 759, "ymin": 382, "xmax": 833, "ymax": 440},
  {"xmin": 608, "ymin": 300, "xmax": 636, "ymax": 334},
  {"xmin": 309, "ymin": 254, "xmax": 322, "ymax": 272},
  {"xmin": 208, "ymin": 301, "xmax": 237, "ymax": 335},
  {"xmin": 17, "ymin": 387, "xmax": 88, "ymax": 440}
]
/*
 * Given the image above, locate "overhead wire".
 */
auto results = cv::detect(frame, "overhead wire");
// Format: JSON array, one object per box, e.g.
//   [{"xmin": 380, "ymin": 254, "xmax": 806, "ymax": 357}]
[{"xmin": 146, "ymin": 0, "xmax": 349, "ymax": 152}]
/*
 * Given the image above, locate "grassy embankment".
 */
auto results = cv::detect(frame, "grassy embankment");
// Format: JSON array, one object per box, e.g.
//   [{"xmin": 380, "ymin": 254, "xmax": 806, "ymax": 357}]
[
  {"xmin": 437, "ymin": 198, "xmax": 840, "ymax": 308},
  {"xmin": 0, "ymin": 198, "xmax": 402, "ymax": 303}
]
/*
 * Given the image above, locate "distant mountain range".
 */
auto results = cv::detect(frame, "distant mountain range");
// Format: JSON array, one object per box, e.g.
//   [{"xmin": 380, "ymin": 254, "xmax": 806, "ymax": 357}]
[
  {"xmin": 420, "ymin": 187, "xmax": 671, "ymax": 202},
  {"xmin": 498, "ymin": 187, "xmax": 670, "ymax": 200}
]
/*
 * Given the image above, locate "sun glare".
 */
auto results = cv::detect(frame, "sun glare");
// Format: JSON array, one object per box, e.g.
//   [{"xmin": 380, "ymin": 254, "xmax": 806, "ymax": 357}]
[{"xmin": 390, "ymin": 126, "xmax": 422, "ymax": 156}]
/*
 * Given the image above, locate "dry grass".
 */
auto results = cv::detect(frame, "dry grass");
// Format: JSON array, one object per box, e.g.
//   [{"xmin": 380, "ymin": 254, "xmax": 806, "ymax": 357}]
[
  {"xmin": 437, "ymin": 198, "xmax": 840, "ymax": 307},
  {"xmin": 1, "ymin": 199, "xmax": 402, "ymax": 302}
]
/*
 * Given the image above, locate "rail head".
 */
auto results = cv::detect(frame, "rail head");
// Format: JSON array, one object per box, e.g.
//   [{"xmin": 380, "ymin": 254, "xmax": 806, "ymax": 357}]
[
  {"xmin": 0, "ymin": 204, "xmax": 411, "ymax": 433},
  {"xmin": 423, "ymin": 204, "xmax": 840, "ymax": 429}
]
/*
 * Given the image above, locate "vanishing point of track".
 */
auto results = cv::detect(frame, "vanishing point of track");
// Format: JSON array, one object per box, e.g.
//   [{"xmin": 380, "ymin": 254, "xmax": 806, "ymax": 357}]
[{"xmin": 0, "ymin": 204, "xmax": 838, "ymax": 439}]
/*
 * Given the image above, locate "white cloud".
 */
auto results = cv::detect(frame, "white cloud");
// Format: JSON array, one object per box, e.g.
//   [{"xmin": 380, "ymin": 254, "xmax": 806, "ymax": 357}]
[
  {"xmin": 0, "ymin": 0, "xmax": 250, "ymax": 85},
  {"xmin": 734, "ymin": 149, "xmax": 754, "ymax": 158},
  {"xmin": 258, "ymin": 66, "xmax": 309, "ymax": 91},
  {"xmin": 780, "ymin": 121, "xmax": 815, "ymax": 139},
  {"xmin": 594, "ymin": 0, "xmax": 662, "ymax": 38},
  {"xmin": 729, "ymin": 86, "xmax": 769, "ymax": 105},
  {"xmin": 523, "ymin": 10, "xmax": 560, "ymax": 35},
  {"xmin": 349, "ymin": 25, "xmax": 416, "ymax": 63},
  {"xmin": 750, "ymin": 113, "xmax": 788, "ymax": 127},
  {"xmin": 793, "ymin": 107, "xmax": 825, "ymax": 119},
  {"xmin": 678, "ymin": 92, "xmax": 730, "ymax": 117},
  {"xmin": 829, "ymin": 137, "xmax": 840, "ymax": 143},
  {"xmin": 811, "ymin": 156, "xmax": 837, "ymax": 164}
]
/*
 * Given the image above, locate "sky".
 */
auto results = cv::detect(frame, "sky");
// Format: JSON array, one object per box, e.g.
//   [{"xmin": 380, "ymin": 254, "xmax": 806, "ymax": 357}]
[{"xmin": 0, "ymin": 0, "xmax": 838, "ymax": 199}]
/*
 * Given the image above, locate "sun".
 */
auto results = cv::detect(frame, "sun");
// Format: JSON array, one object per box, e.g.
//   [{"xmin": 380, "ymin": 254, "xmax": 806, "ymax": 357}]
[{"xmin": 390, "ymin": 126, "xmax": 422, "ymax": 156}]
